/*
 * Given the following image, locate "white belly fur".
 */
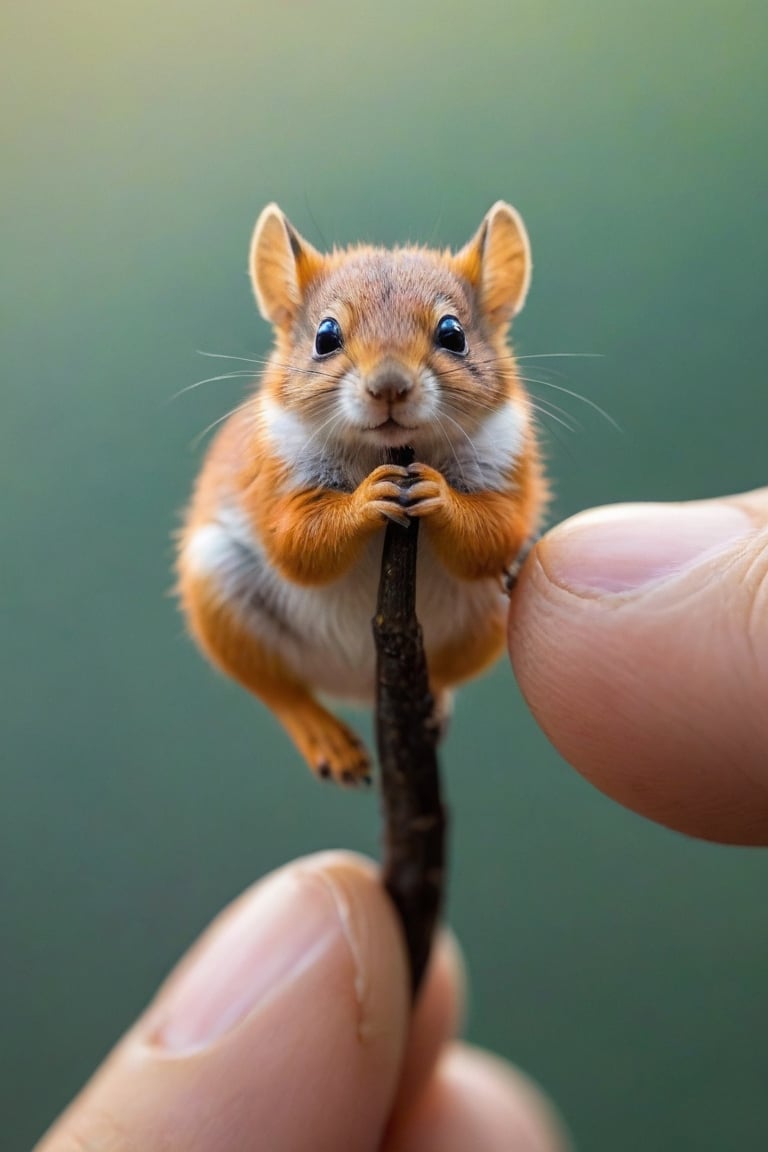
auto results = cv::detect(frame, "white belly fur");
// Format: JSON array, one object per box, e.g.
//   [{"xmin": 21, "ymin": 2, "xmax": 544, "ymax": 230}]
[{"xmin": 184, "ymin": 504, "xmax": 506, "ymax": 701}]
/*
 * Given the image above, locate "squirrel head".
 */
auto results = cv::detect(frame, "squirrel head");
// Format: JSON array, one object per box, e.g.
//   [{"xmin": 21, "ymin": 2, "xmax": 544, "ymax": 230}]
[{"xmin": 249, "ymin": 202, "xmax": 532, "ymax": 455}]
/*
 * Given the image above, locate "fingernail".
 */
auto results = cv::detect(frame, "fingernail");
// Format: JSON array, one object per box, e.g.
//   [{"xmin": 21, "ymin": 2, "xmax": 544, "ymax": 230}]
[
  {"xmin": 152, "ymin": 867, "xmax": 343, "ymax": 1052},
  {"xmin": 545, "ymin": 502, "xmax": 752, "ymax": 594}
]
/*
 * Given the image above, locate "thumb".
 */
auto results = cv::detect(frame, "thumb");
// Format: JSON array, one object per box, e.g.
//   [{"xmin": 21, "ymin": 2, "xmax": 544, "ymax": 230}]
[
  {"xmin": 509, "ymin": 488, "xmax": 768, "ymax": 844},
  {"xmin": 35, "ymin": 853, "xmax": 411, "ymax": 1152}
]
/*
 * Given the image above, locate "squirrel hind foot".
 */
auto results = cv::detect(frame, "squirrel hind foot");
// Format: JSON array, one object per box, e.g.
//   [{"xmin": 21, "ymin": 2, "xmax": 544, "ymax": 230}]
[{"xmin": 277, "ymin": 697, "xmax": 373, "ymax": 787}]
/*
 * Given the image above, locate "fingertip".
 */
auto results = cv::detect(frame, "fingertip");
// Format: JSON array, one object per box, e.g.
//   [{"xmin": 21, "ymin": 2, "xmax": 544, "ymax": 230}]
[
  {"xmin": 390, "ymin": 929, "xmax": 467, "ymax": 1122},
  {"xmin": 535, "ymin": 500, "xmax": 752, "ymax": 597},
  {"xmin": 37, "ymin": 852, "xmax": 412, "ymax": 1152},
  {"xmin": 508, "ymin": 503, "xmax": 768, "ymax": 843},
  {"xmin": 298, "ymin": 850, "xmax": 412, "ymax": 1049},
  {"xmin": 387, "ymin": 1042, "xmax": 570, "ymax": 1152}
]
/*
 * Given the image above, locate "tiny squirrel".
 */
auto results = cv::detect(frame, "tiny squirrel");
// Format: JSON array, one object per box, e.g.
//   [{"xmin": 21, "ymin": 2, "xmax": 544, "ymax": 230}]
[{"xmin": 176, "ymin": 202, "xmax": 546, "ymax": 785}]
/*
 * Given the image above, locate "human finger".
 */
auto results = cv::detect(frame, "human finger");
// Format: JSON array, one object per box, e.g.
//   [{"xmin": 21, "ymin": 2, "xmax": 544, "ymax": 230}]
[
  {"xmin": 35, "ymin": 852, "xmax": 411, "ymax": 1152},
  {"xmin": 388, "ymin": 930, "xmax": 465, "ymax": 1123},
  {"xmin": 385, "ymin": 1042, "xmax": 570, "ymax": 1152},
  {"xmin": 509, "ymin": 490, "xmax": 768, "ymax": 843}
]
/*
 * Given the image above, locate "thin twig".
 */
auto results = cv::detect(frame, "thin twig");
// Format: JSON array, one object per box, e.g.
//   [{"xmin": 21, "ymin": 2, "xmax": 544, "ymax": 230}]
[{"xmin": 373, "ymin": 446, "xmax": 447, "ymax": 998}]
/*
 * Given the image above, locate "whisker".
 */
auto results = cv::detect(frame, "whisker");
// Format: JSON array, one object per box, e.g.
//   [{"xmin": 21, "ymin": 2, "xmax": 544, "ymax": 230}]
[
  {"xmin": 437, "ymin": 354, "xmax": 618, "ymax": 431},
  {"xmin": 444, "ymin": 371, "xmax": 575, "ymax": 395},
  {"xmin": 527, "ymin": 402, "xmax": 577, "ymax": 435},
  {"xmin": 432, "ymin": 409, "xmax": 468, "ymax": 487},
  {"xmin": 517, "ymin": 375, "xmax": 576, "ymax": 388},
  {"xmin": 441, "ymin": 350, "xmax": 601, "ymax": 375},
  {"xmin": 196, "ymin": 348, "xmax": 341, "ymax": 383},
  {"xmin": 435, "ymin": 356, "xmax": 538, "ymax": 382},
  {"xmin": 172, "ymin": 371, "xmax": 256, "ymax": 401},
  {"xmin": 299, "ymin": 407, "xmax": 345, "ymax": 457},
  {"xmin": 442, "ymin": 393, "xmax": 506, "ymax": 420},
  {"xmin": 271, "ymin": 364, "xmax": 342, "ymax": 383},
  {"xmin": 439, "ymin": 359, "xmax": 581, "ymax": 386},
  {"xmin": 190, "ymin": 399, "xmax": 256, "ymax": 450},
  {"xmin": 527, "ymin": 379, "xmax": 620, "ymax": 431},
  {"xmin": 515, "ymin": 352, "xmax": 604, "ymax": 360},
  {"xmin": 439, "ymin": 404, "xmax": 484, "ymax": 467},
  {"xmin": 525, "ymin": 395, "xmax": 583, "ymax": 430},
  {"xmin": 318, "ymin": 412, "xmax": 348, "ymax": 460},
  {"xmin": 442, "ymin": 388, "xmax": 581, "ymax": 453},
  {"xmin": 196, "ymin": 349, "xmax": 269, "ymax": 366},
  {"xmin": 527, "ymin": 407, "xmax": 577, "ymax": 461}
]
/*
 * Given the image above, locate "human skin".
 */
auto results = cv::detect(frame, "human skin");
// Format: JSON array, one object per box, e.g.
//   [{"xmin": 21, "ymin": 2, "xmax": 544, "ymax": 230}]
[
  {"xmin": 35, "ymin": 489, "xmax": 768, "ymax": 1151},
  {"xmin": 509, "ymin": 488, "xmax": 768, "ymax": 844}
]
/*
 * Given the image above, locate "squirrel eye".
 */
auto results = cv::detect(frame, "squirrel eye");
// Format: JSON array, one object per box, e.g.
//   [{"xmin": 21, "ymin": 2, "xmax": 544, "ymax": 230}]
[
  {"xmin": 314, "ymin": 317, "xmax": 343, "ymax": 358},
  {"xmin": 435, "ymin": 315, "xmax": 467, "ymax": 355}
]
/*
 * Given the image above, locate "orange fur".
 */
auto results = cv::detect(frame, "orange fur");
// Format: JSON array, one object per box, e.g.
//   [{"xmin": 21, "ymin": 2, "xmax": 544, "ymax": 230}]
[
  {"xmin": 178, "ymin": 569, "xmax": 371, "ymax": 783},
  {"xmin": 177, "ymin": 202, "xmax": 547, "ymax": 784}
]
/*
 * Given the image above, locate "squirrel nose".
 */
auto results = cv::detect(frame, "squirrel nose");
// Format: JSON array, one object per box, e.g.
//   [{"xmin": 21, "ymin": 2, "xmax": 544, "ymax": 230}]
[{"xmin": 365, "ymin": 366, "xmax": 414, "ymax": 402}]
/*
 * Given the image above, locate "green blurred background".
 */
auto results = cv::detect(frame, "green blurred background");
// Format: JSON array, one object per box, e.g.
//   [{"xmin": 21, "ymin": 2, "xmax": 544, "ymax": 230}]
[{"xmin": 3, "ymin": 2, "xmax": 767, "ymax": 1148}]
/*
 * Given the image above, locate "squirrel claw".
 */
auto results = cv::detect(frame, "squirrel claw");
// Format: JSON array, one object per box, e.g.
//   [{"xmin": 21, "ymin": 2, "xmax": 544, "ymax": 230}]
[
  {"xmin": 306, "ymin": 727, "xmax": 373, "ymax": 787},
  {"xmin": 373, "ymin": 502, "xmax": 410, "ymax": 528},
  {"xmin": 502, "ymin": 532, "xmax": 540, "ymax": 594}
]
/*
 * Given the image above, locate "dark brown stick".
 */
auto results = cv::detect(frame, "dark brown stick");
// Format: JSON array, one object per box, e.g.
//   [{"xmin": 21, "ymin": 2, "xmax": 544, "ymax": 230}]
[{"xmin": 373, "ymin": 445, "xmax": 447, "ymax": 997}]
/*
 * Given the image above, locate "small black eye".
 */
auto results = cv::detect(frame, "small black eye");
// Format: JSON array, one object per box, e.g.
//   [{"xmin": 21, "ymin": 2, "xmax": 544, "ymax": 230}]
[
  {"xmin": 435, "ymin": 315, "xmax": 467, "ymax": 355},
  {"xmin": 314, "ymin": 317, "xmax": 343, "ymax": 358}
]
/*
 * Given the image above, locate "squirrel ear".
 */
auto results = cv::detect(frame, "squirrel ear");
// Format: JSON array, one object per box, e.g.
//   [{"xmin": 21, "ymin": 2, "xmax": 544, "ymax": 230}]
[
  {"xmin": 249, "ymin": 204, "xmax": 323, "ymax": 326},
  {"xmin": 454, "ymin": 201, "xmax": 532, "ymax": 326}
]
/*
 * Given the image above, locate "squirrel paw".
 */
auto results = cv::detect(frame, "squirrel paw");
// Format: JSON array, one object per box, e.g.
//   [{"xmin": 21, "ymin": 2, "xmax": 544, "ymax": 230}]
[
  {"xmin": 274, "ymin": 692, "xmax": 372, "ymax": 787},
  {"xmin": 400, "ymin": 462, "xmax": 450, "ymax": 518},
  {"xmin": 358, "ymin": 464, "xmax": 411, "ymax": 528},
  {"xmin": 295, "ymin": 715, "xmax": 372, "ymax": 788}
]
